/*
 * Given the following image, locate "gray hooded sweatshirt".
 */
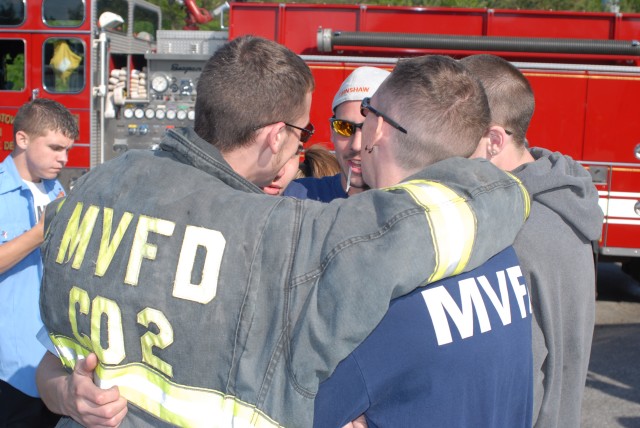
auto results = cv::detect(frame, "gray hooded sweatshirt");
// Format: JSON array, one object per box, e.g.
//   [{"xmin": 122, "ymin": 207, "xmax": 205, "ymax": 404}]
[{"xmin": 512, "ymin": 147, "xmax": 604, "ymax": 428}]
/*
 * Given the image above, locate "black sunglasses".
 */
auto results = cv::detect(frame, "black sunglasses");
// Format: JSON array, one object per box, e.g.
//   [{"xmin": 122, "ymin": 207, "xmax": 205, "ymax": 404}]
[
  {"xmin": 329, "ymin": 118, "xmax": 364, "ymax": 137},
  {"xmin": 360, "ymin": 97, "xmax": 408, "ymax": 134},
  {"xmin": 255, "ymin": 122, "xmax": 315, "ymax": 143},
  {"xmin": 284, "ymin": 122, "xmax": 315, "ymax": 143}
]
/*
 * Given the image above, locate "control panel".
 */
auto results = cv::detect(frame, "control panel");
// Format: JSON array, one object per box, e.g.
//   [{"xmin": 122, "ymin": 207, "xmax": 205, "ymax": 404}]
[{"xmin": 104, "ymin": 53, "xmax": 209, "ymax": 161}]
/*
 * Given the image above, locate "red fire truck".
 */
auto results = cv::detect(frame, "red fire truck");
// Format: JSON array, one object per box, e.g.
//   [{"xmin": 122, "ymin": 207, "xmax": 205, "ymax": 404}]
[{"xmin": 1, "ymin": 0, "xmax": 639, "ymax": 271}]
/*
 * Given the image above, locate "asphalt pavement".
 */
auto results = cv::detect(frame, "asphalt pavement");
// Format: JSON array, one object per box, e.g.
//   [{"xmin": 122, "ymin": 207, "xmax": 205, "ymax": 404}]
[{"xmin": 581, "ymin": 263, "xmax": 640, "ymax": 428}]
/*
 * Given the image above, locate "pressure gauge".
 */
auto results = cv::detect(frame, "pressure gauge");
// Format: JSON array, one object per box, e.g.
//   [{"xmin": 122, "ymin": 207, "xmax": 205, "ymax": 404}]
[
  {"xmin": 134, "ymin": 108, "xmax": 145, "ymax": 119},
  {"xmin": 187, "ymin": 110, "xmax": 195, "ymax": 121},
  {"xmin": 151, "ymin": 74, "xmax": 169, "ymax": 94},
  {"xmin": 155, "ymin": 109, "xmax": 166, "ymax": 120},
  {"xmin": 176, "ymin": 109, "xmax": 187, "ymax": 120},
  {"xmin": 179, "ymin": 79, "xmax": 194, "ymax": 95},
  {"xmin": 123, "ymin": 108, "xmax": 134, "ymax": 119},
  {"xmin": 145, "ymin": 108, "xmax": 155, "ymax": 119},
  {"xmin": 166, "ymin": 110, "xmax": 177, "ymax": 120}
]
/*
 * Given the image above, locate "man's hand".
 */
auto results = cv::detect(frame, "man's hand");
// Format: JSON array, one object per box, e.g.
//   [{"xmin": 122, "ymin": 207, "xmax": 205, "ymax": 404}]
[
  {"xmin": 37, "ymin": 352, "xmax": 128, "ymax": 428},
  {"xmin": 343, "ymin": 415, "xmax": 368, "ymax": 428}
]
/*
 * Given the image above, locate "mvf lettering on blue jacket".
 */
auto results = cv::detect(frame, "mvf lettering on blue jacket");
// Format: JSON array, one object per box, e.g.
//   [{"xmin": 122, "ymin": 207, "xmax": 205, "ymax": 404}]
[{"xmin": 423, "ymin": 266, "xmax": 531, "ymax": 345}]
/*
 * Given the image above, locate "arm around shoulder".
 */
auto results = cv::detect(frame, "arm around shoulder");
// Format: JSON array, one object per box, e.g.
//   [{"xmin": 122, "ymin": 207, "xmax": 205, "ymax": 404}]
[{"xmin": 290, "ymin": 158, "xmax": 530, "ymax": 391}]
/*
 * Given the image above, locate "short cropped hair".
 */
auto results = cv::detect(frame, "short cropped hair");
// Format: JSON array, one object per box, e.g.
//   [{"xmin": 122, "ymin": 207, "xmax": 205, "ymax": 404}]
[
  {"xmin": 460, "ymin": 54, "xmax": 534, "ymax": 147},
  {"xmin": 13, "ymin": 98, "xmax": 79, "ymax": 141},
  {"xmin": 376, "ymin": 55, "xmax": 490, "ymax": 170},
  {"xmin": 195, "ymin": 36, "xmax": 315, "ymax": 152}
]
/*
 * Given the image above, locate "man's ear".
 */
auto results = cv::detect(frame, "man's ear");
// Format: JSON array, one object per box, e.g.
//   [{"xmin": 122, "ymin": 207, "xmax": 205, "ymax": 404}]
[
  {"xmin": 487, "ymin": 125, "xmax": 506, "ymax": 156},
  {"xmin": 372, "ymin": 115, "xmax": 386, "ymax": 145},
  {"xmin": 14, "ymin": 130, "xmax": 29, "ymax": 150},
  {"xmin": 265, "ymin": 122, "xmax": 287, "ymax": 155}
]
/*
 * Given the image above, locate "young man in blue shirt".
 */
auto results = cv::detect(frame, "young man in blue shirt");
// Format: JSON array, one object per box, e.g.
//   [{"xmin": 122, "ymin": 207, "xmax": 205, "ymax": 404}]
[{"xmin": 0, "ymin": 98, "xmax": 77, "ymax": 427}]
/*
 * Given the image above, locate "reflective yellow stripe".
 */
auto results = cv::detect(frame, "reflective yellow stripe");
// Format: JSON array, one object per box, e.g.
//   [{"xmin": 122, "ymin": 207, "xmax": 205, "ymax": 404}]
[
  {"xmin": 504, "ymin": 172, "xmax": 531, "ymax": 220},
  {"xmin": 385, "ymin": 180, "xmax": 476, "ymax": 283},
  {"xmin": 49, "ymin": 335, "xmax": 282, "ymax": 428},
  {"xmin": 50, "ymin": 334, "xmax": 90, "ymax": 369}
]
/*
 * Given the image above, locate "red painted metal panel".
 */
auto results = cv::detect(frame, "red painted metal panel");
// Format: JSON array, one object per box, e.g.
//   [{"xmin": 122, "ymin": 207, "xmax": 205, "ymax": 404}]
[
  {"xmin": 583, "ymin": 73, "xmax": 640, "ymax": 163},
  {"xmin": 280, "ymin": 6, "xmax": 360, "ymax": 54},
  {"xmin": 307, "ymin": 64, "xmax": 345, "ymax": 145},
  {"xmin": 523, "ymin": 71, "xmax": 588, "ymax": 160},
  {"xmin": 228, "ymin": 5, "xmax": 280, "ymax": 41},
  {"xmin": 66, "ymin": 109, "xmax": 91, "ymax": 169},
  {"xmin": 599, "ymin": 168, "xmax": 640, "ymax": 251},
  {"xmin": 360, "ymin": 6, "xmax": 486, "ymax": 36},
  {"xmin": 0, "ymin": 109, "xmax": 18, "ymax": 161},
  {"xmin": 615, "ymin": 15, "xmax": 640, "ymax": 40},
  {"xmin": 489, "ymin": 10, "xmax": 617, "ymax": 39}
]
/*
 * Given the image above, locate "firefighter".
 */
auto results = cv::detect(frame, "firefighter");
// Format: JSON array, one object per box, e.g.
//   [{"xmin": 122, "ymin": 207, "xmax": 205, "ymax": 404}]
[{"xmin": 36, "ymin": 37, "xmax": 529, "ymax": 427}]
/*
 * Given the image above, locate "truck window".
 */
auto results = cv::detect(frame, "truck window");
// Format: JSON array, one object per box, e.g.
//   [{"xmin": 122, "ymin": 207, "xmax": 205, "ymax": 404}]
[
  {"xmin": 133, "ymin": 5, "xmax": 159, "ymax": 41},
  {"xmin": 43, "ymin": 38, "xmax": 85, "ymax": 93},
  {"xmin": 43, "ymin": 0, "xmax": 85, "ymax": 27},
  {"xmin": 97, "ymin": 0, "xmax": 127, "ymax": 34},
  {"xmin": 0, "ymin": 39, "xmax": 24, "ymax": 91},
  {"xmin": 0, "ymin": 0, "xmax": 25, "ymax": 26}
]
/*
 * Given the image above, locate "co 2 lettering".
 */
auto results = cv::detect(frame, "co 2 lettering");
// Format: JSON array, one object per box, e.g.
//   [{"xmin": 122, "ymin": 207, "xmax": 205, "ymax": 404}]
[{"xmin": 59, "ymin": 202, "xmax": 227, "ymax": 376}]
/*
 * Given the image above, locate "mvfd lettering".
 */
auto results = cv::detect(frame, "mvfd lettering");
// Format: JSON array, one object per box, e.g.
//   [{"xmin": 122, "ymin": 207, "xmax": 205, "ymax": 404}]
[
  {"xmin": 56, "ymin": 202, "xmax": 226, "ymax": 304},
  {"xmin": 422, "ymin": 267, "xmax": 531, "ymax": 345},
  {"xmin": 55, "ymin": 202, "xmax": 226, "ymax": 378}
]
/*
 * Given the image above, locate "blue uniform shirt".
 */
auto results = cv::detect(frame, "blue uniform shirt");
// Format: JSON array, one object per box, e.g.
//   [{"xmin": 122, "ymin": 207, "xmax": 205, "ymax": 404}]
[
  {"xmin": 314, "ymin": 246, "xmax": 533, "ymax": 428},
  {"xmin": 0, "ymin": 155, "xmax": 64, "ymax": 397},
  {"xmin": 283, "ymin": 173, "xmax": 347, "ymax": 202}
]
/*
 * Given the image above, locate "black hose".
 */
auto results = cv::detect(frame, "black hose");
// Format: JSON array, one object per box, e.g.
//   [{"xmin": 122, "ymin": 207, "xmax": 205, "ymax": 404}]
[{"xmin": 328, "ymin": 31, "xmax": 640, "ymax": 56}]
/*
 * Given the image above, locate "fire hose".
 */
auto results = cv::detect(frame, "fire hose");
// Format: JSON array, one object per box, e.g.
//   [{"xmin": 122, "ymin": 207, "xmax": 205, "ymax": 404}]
[{"xmin": 317, "ymin": 28, "xmax": 640, "ymax": 57}]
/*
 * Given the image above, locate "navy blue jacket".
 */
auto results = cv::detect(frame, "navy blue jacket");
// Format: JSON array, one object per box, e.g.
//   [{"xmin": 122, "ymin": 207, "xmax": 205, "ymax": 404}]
[
  {"xmin": 283, "ymin": 173, "xmax": 347, "ymax": 202},
  {"xmin": 314, "ymin": 246, "xmax": 533, "ymax": 427}
]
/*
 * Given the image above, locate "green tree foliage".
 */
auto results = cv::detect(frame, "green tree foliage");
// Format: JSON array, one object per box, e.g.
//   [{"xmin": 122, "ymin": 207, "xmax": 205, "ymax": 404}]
[
  {"xmin": 5, "ymin": 52, "xmax": 24, "ymax": 91},
  {"xmin": 145, "ymin": 0, "xmax": 224, "ymax": 30},
  {"xmin": 143, "ymin": 0, "xmax": 184, "ymax": 29}
]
